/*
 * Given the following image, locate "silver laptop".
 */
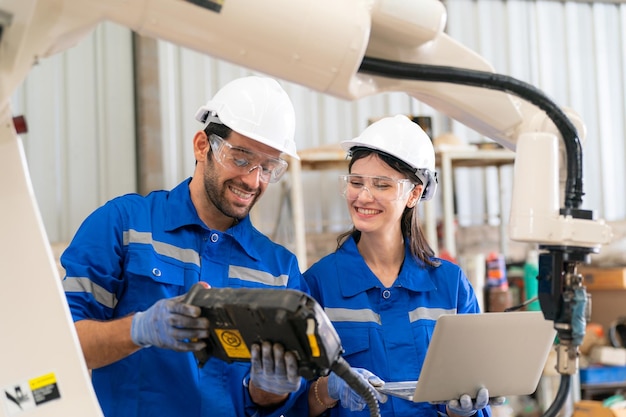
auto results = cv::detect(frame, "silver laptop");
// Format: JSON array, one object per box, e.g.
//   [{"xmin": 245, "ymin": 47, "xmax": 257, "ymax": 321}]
[{"xmin": 376, "ymin": 311, "xmax": 556, "ymax": 403}]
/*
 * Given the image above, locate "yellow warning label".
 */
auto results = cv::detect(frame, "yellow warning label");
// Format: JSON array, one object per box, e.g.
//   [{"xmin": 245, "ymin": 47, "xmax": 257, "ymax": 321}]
[
  {"xmin": 307, "ymin": 334, "xmax": 320, "ymax": 357},
  {"xmin": 29, "ymin": 373, "xmax": 56, "ymax": 391},
  {"xmin": 306, "ymin": 318, "xmax": 320, "ymax": 357},
  {"xmin": 214, "ymin": 329, "xmax": 251, "ymax": 359}
]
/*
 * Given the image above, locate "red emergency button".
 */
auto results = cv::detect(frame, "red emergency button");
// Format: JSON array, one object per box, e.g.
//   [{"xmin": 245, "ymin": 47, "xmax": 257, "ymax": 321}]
[{"xmin": 12, "ymin": 115, "xmax": 28, "ymax": 134}]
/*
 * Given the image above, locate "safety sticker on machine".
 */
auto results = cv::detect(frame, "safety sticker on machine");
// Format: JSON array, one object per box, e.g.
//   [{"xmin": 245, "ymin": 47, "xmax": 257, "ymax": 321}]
[
  {"xmin": 215, "ymin": 328, "xmax": 251, "ymax": 359},
  {"xmin": 3, "ymin": 372, "xmax": 61, "ymax": 415}
]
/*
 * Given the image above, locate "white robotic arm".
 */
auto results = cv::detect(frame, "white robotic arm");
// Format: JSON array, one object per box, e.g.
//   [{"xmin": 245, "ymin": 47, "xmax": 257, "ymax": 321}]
[
  {"xmin": 2, "ymin": 0, "xmax": 523, "ymax": 143},
  {"xmin": 0, "ymin": 0, "xmax": 564, "ymax": 139},
  {"xmin": 1, "ymin": 0, "xmax": 611, "ymax": 247},
  {"xmin": 0, "ymin": 1, "xmax": 612, "ymax": 416}
]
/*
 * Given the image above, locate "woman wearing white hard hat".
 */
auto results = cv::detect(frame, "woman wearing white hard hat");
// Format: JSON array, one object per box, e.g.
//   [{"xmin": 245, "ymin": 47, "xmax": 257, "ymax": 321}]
[{"xmin": 303, "ymin": 115, "xmax": 494, "ymax": 417}]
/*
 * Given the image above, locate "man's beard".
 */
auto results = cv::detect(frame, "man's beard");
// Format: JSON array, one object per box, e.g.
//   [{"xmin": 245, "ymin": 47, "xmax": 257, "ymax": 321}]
[{"xmin": 203, "ymin": 160, "xmax": 259, "ymax": 220}]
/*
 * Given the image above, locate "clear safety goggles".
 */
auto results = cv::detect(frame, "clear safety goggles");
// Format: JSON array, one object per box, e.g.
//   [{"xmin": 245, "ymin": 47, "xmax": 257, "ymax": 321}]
[
  {"xmin": 209, "ymin": 134, "xmax": 288, "ymax": 183},
  {"xmin": 339, "ymin": 174, "xmax": 416, "ymax": 202}
]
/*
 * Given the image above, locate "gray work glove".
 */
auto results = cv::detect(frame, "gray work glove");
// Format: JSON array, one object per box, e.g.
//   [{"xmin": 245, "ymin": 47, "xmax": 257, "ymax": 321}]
[
  {"xmin": 249, "ymin": 341, "xmax": 302, "ymax": 395},
  {"xmin": 446, "ymin": 387, "xmax": 504, "ymax": 417},
  {"xmin": 327, "ymin": 368, "xmax": 387, "ymax": 411},
  {"xmin": 131, "ymin": 295, "xmax": 210, "ymax": 351}
]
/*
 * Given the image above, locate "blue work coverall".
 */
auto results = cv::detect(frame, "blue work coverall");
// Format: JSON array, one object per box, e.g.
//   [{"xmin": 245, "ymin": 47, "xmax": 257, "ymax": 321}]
[
  {"xmin": 62, "ymin": 178, "xmax": 308, "ymax": 417},
  {"xmin": 302, "ymin": 237, "xmax": 491, "ymax": 417}
]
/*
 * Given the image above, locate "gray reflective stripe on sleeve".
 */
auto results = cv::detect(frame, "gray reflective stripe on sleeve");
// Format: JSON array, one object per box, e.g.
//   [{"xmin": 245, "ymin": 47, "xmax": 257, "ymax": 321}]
[
  {"xmin": 62, "ymin": 277, "xmax": 118, "ymax": 309},
  {"xmin": 228, "ymin": 265, "xmax": 288, "ymax": 287},
  {"xmin": 408, "ymin": 307, "xmax": 456, "ymax": 323},
  {"xmin": 123, "ymin": 229, "xmax": 200, "ymax": 267},
  {"xmin": 324, "ymin": 307, "xmax": 381, "ymax": 325}
]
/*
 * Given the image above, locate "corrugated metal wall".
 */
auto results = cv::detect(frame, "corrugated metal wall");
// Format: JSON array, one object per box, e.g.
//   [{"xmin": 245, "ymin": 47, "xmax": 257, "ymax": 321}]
[
  {"xmin": 12, "ymin": 22, "xmax": 136, "ymax": 243},
  {"xmin": 13, "ymin": 1, "xmax": 626, "ymax": 255}
]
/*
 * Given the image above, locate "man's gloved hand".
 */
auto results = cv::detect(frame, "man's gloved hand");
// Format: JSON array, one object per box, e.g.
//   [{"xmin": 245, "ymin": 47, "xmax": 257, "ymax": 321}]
[
  {"xmin": 446, "ymin": 387, "xmax": 501, "ymax": 417},
  {"xmin": 131, "ymin": 295, "xmax": 210, "ymax": 351},
  {"xmin": 327, "ymin": 368, "xmax": 387, "ymax": 411},
  {"xmin": 249, "ymin": 341, "xmax": 302, "ymax": 395}
]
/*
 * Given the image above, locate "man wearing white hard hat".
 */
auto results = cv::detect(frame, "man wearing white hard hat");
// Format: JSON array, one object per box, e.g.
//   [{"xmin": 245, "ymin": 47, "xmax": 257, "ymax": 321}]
[
  {"xmin": 61, "ymin": 76, "xmax": 308, "ymax": 417},
  {"xmin": 303, "ymin": 115, "xmax": 495, "ymax": 417}
]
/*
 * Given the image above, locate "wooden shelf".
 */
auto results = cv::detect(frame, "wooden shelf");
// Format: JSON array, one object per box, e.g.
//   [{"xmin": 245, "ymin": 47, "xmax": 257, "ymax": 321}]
[
  {"xmin": 437, "ymin": 147, "xmax": 515, "ymax": 258},
  {"xmin": 286, "ymin": 145, "xmax": 516, "ymax": 268}
]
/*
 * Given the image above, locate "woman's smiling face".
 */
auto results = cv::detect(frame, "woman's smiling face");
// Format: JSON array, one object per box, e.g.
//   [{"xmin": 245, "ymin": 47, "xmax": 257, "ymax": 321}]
[{"xmin": 346, "ymin": 154, "xmax": 419, "ymax": 233}]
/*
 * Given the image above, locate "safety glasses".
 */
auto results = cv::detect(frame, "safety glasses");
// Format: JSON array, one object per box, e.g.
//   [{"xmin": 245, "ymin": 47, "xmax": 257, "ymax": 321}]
[
  {"xmin": 209, "ymin": 134, "xmax": 288, "ymax": 183},
  {"xmin": 339, "ymin": 174, "xmax": 415, "ymax": 202}
]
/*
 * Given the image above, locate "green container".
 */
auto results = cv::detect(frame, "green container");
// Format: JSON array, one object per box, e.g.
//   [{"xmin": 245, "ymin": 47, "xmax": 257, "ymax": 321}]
[{"xmin": 523, "ymin": 250, "xmax": 540, "ymax": 311}]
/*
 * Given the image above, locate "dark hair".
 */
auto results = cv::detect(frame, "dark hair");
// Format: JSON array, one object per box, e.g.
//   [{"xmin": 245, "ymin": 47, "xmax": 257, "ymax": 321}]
[
  {"xmin": 204, "ymin": 122, "xmax": 232, "ymax": 139},
  {"xmin": 336, "ymin": 148, "xmax": 440, "ymax": 268}
]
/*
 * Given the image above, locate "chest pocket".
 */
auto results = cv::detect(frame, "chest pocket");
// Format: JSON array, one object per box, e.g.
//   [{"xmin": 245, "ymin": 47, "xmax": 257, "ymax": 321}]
[
  {"xmin": 410, "ymin": 319, "xmax": 436, "ymax": 374},
  {"xmin": 126, "ymin": 249, "xmax": 187, "ymax": 286},
  {"xmin": 119, "ymin": 249, "xmax": 200, "ymax": 315},
  {"xmin": 335, "ymin": 324, "xmax": 371, "ymax": 364}
]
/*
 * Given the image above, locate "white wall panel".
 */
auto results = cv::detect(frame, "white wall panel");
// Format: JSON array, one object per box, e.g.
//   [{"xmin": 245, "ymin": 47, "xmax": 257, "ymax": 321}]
[
  {"xmin": 563, "ymin": 3, "xmax": 600, "ymax": 212},
  {"xmin": 591, "ymin": 4, "xmax": 626, "ymax": 220},
  {"xmin": 12, "ymin": 22, "xmax": 136, "ymax": 243}
]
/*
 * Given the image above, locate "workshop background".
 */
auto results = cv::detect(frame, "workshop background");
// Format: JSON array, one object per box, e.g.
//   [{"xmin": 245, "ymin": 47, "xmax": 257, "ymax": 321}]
[
  {"xmin": 9, "ymin": 1, "xmax": 626, "ymax": 415},
  {"xmin": 12, "ymin": 0, "xmax": 626, "ymax": 252}
]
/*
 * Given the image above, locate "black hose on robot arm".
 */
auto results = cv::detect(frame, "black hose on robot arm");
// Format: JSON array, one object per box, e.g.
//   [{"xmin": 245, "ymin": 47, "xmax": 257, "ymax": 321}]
[{"xmin": 358, "ymin": 56, "xmax": 584, "ymax": 211}]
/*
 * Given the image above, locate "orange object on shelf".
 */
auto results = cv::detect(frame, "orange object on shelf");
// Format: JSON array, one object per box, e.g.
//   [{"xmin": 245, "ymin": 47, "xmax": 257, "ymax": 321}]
[{"xmin": 486, "ymin": 251, "xmax": 508, "ymax": 289}]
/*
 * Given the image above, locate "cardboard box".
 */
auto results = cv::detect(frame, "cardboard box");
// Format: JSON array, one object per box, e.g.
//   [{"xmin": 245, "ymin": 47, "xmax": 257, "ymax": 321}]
[
  {"xmin": 485, "ymin": 287, "xmax": 512, "ymax": 312},
  {"xmin": 573, "ymin": 400, "xmax": 626, "ymax": 417},
  {"xmin": 587, "ymin": 290, "xmax": 626, "ymax": 334},
  {"xmin": 580, "ymin": 267, "xmax": 626, "ymax": 290}
]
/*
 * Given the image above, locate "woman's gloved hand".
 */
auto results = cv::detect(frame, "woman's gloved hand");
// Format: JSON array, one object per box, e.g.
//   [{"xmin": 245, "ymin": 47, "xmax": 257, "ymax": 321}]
[
  {"xmin": 130, "ymin": 295, "xmax": 210, "ymax": 351},
  {"xmin": 327, "ymin": 368, "xmax": 387, "ymax": 411},
  {"xmin": 249, "ymin": 341, "xmax": 302, "ymax": 395},
  {"xmin": 446, "ymin": 387, "xmax": 504, "ymax": 417}
]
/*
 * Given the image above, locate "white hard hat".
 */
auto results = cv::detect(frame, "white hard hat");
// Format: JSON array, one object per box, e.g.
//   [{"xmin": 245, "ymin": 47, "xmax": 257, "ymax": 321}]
[
  {"xmin": 341, "ymin": 114, "xmax": 438, "ymax": 200},
  {"xmin": 195, "ymin": 76, "xmax": 299, "ymax": 159}
]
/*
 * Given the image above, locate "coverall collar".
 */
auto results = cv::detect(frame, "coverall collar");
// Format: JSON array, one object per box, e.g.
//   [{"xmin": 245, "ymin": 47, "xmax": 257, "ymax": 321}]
[
  {"xmin": 164, "ymin": 178, "xmax": 261, "ymax": 261},
  {"xmin": 338, "ymin": 236, "xmax": 437, "ymax": 297}
]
